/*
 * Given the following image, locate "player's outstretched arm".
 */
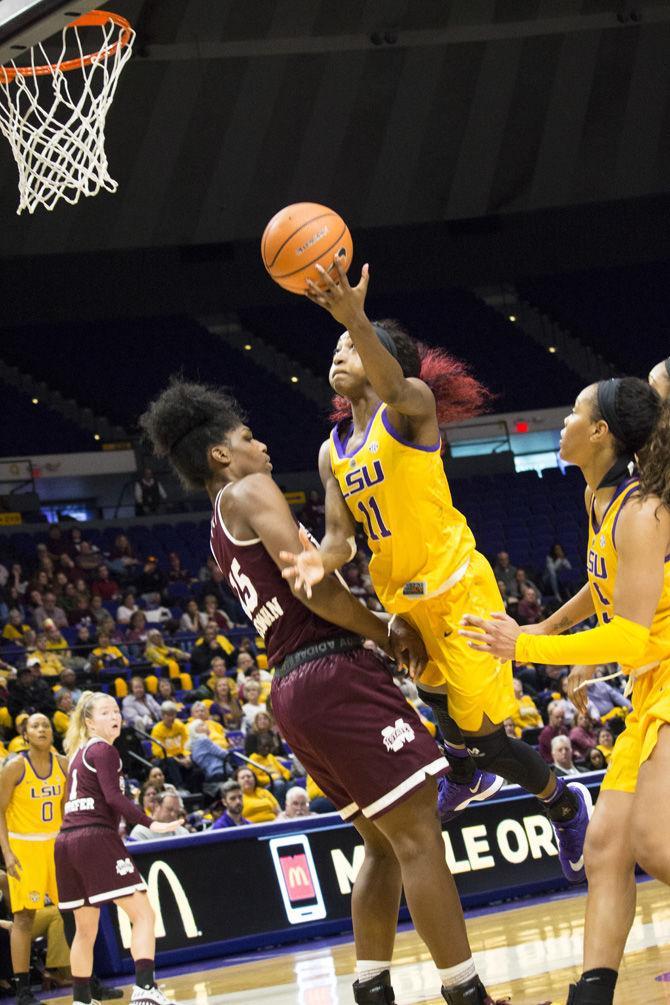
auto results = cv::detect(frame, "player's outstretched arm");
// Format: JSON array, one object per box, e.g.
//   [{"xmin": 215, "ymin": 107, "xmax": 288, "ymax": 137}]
[
  {"xmin": 461, "ymin": 497, "xmax": 668, "ymax": 666},
  {"xmin": 521, "ymin": 581, "xmax": 596, "ymax": 637},
  {"xmin": 307, "ymin": 257, "xmax": 435, "ymax": 419},
  {"xmin": 239, "ymin": 473, "xmax": 426, "ymax": 673},
  {"xmin": 280, "ymin": 442, "xmax": 358, "ymax": 594}
]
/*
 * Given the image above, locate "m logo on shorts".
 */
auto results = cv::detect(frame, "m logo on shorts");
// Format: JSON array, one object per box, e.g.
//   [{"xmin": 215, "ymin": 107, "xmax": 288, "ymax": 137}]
[
  {"xmin": 381, "ymin": 718, "xmax": 415, "ymax": 752},
  {"xmin": 115, "ymin": 857, "xmax": 134, "ymax": 877}
]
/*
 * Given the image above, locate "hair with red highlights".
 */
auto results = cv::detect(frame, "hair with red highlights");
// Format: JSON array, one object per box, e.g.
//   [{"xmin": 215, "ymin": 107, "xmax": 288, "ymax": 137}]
[{"xmin": 330, "ymin": 320, "xmax": 492, "ymax": 428}]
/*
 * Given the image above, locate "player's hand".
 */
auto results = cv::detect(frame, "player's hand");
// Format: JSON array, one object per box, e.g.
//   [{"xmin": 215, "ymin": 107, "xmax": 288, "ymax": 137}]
[
  {"xmin": 305, "ymin": 257, "xmax": 370, "ymax": 329},
  {"xmin": 459, "ymin": 611, "xmax": 521, "ymax": 660},
  {"xmin": 4, "ymin": 853, "xmax": 21, "ymax": 880},
  {"xmin": 566, "ymin": 665, "xmax": 597, "ymax": 715},
  {"xmin": 279, "ymin": 527, "xmax": 325, "ymax": 599},
  {"xmin": 388, "ymin": 617, "xmax": 428, "ymax": 680},
  {"xmin": 149, "ymin": 819, "xmax": 185, "ymax": 834}
]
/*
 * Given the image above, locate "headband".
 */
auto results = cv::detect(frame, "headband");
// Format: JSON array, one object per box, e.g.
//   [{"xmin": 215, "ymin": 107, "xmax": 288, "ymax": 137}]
[
  {"xmin": 596, "ymin": 379, "xmax": 628, "ymax": 444},
  {"xmin": 372, "ymin": 323, "xmax": 399, "ymax": 361},
  {"xmin": 665, "ymin": 357, "xmax": 670, "ymax": 379},
  {"xmin": 596, "ymin": 379, "xmax": 634, "ymax": 489}
]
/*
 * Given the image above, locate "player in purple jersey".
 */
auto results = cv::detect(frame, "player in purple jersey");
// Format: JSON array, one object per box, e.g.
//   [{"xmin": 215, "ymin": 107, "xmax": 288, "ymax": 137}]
[
  {"xmin": 55, "ymin": 693, "xmax": 182, "ymax": 1005},
  {"xmin": 138, "ymin": 379, "xmax": 507, "ymax": 1005}
]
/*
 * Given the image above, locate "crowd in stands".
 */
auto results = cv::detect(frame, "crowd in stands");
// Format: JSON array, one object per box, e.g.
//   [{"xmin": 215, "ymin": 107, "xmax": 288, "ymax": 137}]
[{"xmin": 0, "ymin": 503, "xmax": 632, "ymax": 839}]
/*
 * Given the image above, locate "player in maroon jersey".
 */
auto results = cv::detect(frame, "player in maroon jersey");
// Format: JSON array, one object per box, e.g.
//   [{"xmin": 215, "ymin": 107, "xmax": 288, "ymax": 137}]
[
  {"xmin": 55, "ymin": 692, "xmax": 183, "ymax": 1005},
  {"xmin": 138, "ymin": 379, "xmax": 506, "ymax": 1005}
]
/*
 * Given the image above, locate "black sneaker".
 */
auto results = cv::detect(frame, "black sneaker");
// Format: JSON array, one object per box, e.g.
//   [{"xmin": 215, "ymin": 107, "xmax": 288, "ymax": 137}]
[
  {"xmin": 442, "ymin": 976, "xmax": 509, "ymax": 1004},
  {"xmin": 16, "ymin": 991, "xmax": 42, "ymax": 1005},
  {"xmin": 91, "ymin": 976, "xmax": 124, "ymax": 1000},
  {"xmin": 353, "ymin": 969, "xmax": 396, "ymax": 1004}
]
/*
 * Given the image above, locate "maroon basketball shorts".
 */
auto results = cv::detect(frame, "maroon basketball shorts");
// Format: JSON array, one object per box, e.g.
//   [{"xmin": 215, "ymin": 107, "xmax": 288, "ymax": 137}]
[
  {"xmin": 55, "ymin": 825, "xmax": 147, "ymax": 909},
  {"xmin": 271, "ymin": 647, "xmax": 447, "ymax": 821}
]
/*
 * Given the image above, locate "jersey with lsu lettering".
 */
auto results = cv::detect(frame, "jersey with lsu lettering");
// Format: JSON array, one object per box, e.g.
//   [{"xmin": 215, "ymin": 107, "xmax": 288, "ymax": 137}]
[
  {"xmin": 210, "ymin": 486, "xmax": 348, "ymax": 667},
  {"xmin": 588, "ymin": 476, "xmax": 670, "ymax": 671},
  {"xmin": 329, "ymin": 403, "xmax": 476, "ymax": 613},
  {"xmin": 6, "ymin": 752, "xmax": 66, "ymax": 840}
]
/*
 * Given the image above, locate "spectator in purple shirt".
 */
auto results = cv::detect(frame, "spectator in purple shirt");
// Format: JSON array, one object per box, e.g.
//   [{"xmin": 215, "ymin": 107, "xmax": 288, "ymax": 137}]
[
  {"xmin": 122, "ymin": 676, "xmax": 162, "ymax": 731},
  {"xmin": 569, "ymin": 712, "xmax": 599, "ymax": 763},
  {"xmin": 585, "ymin": 667, "xmax": 632, "ymax": 719},
  {"xmin": 538, "ymin": 701, "xmax": 571, "ymax": 764},
  {"xmin": 211, "ymin": 781, "xmax": 250, "ymax": 829}
]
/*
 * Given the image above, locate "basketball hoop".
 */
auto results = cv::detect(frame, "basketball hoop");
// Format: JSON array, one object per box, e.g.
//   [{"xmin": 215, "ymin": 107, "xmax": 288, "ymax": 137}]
[{"xmin": 0, "ymin": 10, "xmax": 135, "ymax": 215}]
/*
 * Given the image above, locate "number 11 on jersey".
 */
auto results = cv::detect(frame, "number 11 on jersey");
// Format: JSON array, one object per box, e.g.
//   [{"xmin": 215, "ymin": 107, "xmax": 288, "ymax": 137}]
[{"xmin": 357, "ymin": 496, "xmax": 391, "ymax": 541}]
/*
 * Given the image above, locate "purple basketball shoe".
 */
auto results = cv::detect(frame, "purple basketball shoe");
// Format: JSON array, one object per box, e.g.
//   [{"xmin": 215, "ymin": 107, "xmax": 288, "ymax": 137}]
[{"xmin": 438, "ymin": 769, "xmax": 505, "ymax": 824}]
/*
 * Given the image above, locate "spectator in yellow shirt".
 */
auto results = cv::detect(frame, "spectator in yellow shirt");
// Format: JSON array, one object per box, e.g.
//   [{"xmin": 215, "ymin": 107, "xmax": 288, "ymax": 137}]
[
  {"xmin": 150, "ymin": 701, "xmax": 192, "ymax": 788},
  {"xmin": 305, "ymin": 774, "xmax": 336, "ymax": 814},
  {"xmin": 28, "ymin": 635, "xmax": 65, "ymax": 678},
  {"xmin": 249, "ymin": 733, "xmax": 291, "ymax": 804},
  {"xmin": 52, "ymin": 688, "xmax": 72, "ymax": 741},
  {"xmin": 89, "ymin": 630, "xmax": 130, "ymax": 697},
  {"xmin": 41, "ymin": 620, "xmax": 70, "ymax": 655},
  {"xmin": 145, "ymin": 630, "xmax": 192, "ymax": 690},
  {"xmin": 234, "ymin": 766, "xmax": 280, "ymax": 824},
  {"xmin": 596, "ymin": 726, "xmax": 615, "ymax": 765},
  {"xmin": 1, "ymin": 610, "xmax": 30, "ymax": 644},
  {"xmin": 511, "ymin": 677, "xmax": 543, "ymax": 737},
  {"xmin": 190, "ymin": 622, "xmax": 234, "ymax": 678},
  {"xmin": 186, "ymin": 702, "xmax": 229, "ymax": 750}
]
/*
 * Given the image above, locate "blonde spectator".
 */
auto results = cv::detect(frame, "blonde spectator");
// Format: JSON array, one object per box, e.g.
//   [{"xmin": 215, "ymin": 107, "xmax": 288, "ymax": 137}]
[
  {"xmin": 2, "ymin": 610, "xmax": 30, "ymax": 645},
  {"xmin": 209, "ymin": 677, "xmax": 243, "ymax": 730},
  {"xmin": 241, "ymin": 680, "xmax": 267, "ymax": 732},
  {"xmin": 186, "ymin": 702, "xmax": 228, "ymax": 750},
  {"xmin": 28, "ymin": 635, "xmax": 65, "ymax": 678},
  {"xmin": 144, "ymin": 629, "xmax": 192, "ymax": 690}
]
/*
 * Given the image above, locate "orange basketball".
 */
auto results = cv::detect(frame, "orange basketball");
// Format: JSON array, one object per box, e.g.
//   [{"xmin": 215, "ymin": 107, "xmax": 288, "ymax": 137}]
[{"xmin": 261, "ymin": 202, "xmax": 353, "ymax": 295}]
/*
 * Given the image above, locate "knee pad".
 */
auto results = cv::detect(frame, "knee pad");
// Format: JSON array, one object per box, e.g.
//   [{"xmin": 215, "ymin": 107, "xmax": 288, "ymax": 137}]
[
  {"xmin": 416, "ymin": 687, "xmax": 464, "ymax": 746},
  {"xmin": 464, "ymin": 729, "xmax": 551, "ymax": 794}
]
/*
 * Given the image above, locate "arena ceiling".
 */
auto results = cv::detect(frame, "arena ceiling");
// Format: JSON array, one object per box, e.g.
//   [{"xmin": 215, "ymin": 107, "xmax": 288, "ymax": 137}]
[{"xmin": 1, "ymin": 0, "xmax": 670, "ymax": 259}]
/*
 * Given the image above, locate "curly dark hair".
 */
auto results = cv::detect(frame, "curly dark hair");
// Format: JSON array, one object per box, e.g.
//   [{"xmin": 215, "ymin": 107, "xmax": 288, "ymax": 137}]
[
  {"xmin": 638, "ymin": 398, "xmax": 670, "ymax": 510},
  {"xmin": 138, "ymin": 378, "xmax": 246, "ymax": 490},
  {"xmin": 331, "ymin": 318, "xmax": 492, "ymax": 426}
]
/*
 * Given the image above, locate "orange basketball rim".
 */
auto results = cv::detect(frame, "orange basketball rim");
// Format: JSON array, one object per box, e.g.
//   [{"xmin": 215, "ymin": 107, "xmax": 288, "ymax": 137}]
[{"xmin": 0, "ymin": 10, "xmax": 133, "ymax": 84}]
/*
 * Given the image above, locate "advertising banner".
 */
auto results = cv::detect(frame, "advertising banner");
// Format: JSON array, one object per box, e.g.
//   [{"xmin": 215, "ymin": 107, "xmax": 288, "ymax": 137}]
[{"xmin": 97, "ymin": 775, "xmax": 602, "ymax": 974}]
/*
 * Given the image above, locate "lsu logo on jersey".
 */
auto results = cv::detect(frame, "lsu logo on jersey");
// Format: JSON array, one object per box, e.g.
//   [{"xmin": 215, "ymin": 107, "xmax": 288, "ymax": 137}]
[
  {"xmin": 587, "ymin": 549, "xmax": 607, "ymax": 580},
  {"xmin": 342, "ymin": 460, "xmax": 385, "ymax": 499},
  {"xmin": 30, "ymin": 784, "xmax": 62, "ymax": 799}
]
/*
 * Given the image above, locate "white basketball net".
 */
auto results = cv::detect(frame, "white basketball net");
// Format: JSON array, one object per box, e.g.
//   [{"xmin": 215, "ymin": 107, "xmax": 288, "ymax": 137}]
[{"xmin": 0, "ymin": 13, "xmax": 135, "ymax": 215}]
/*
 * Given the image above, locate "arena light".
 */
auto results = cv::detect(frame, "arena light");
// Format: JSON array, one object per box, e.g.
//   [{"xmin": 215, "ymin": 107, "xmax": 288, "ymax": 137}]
[
  {"xmin": 508, "ymin": 314, "xmax": 517, "ymax": 322},
  {"xmin": 548, "ymin": 346, "xmax": 557, "ymax": 354},
  {"xmin": 515, "ymin": 421, "xmax": 529, "ymax": 434},
  {"xmin": 244, "ymin": 343, "xmax": 252, "ymax": 350},
  {"xmin": 31, "ymin": 396, "xmax": 38, "ymax": 404},
  {"xmin": 93, "ymin": 433, "xmax": 101, "ymax": 441},
  {"xmin": 290, "ymin": 376, "xmax": 299, "ymax": 383}
]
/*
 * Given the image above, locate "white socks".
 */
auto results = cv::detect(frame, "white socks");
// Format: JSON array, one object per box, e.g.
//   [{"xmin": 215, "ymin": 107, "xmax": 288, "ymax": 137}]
[
  {"xmin": 439, "ymin": 957, "xmax": 477, "ymax": 990},
  {"xmin": 356, "ymin": 961, "xmax": 391, "ymax": 984}
]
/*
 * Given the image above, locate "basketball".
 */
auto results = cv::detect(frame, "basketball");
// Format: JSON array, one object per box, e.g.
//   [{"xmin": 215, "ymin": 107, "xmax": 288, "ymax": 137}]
[{"xmin": 261, "ymin": 202, "xmax": 353, "ymax": 295}]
